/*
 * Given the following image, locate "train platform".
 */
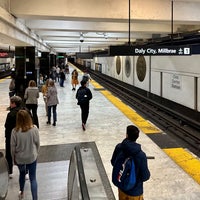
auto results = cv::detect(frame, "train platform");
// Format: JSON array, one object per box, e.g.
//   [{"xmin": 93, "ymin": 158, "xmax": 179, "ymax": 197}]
[{"xmin": 0, "ymin": 64, "xmax": 200, "ymax": 200}]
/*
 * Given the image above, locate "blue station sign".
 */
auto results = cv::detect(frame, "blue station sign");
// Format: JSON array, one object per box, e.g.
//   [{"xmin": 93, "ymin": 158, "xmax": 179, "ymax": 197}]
[{"xmin": 109, "ymin": 45, "xmax": 191, "ymax": 56}]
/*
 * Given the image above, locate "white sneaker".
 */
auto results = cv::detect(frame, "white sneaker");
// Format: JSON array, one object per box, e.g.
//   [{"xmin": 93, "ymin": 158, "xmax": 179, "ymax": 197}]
[
  {"xmin": 9, "ymin": 174, "xmax": 13, "ymax": 179},
  {"xmin": 25, "ymin": 174, "xmax": 29, "ymax": 180},
  {"xmin": 18, "ymin": 191, "xmax": 24, "ymax": 199}
]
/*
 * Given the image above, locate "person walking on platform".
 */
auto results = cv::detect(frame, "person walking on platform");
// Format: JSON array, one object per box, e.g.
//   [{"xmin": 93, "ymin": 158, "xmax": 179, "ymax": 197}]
[
  {"xmin": 59, "ymin": 68, "xmax": 66, "ymax": 87},
  {"xmin": 11, "ymin": 109, "xmax": 40, "ymax": 200},
  {"xmin": 76, "ymin": 80, "xmax": 92, "ymax": 131},
  {"xmin": 71, "ymin": 69, "xmax": 79, "ymax": 91},
  {"xmin": 111, "ymin": 125, "xmax": 150, "ymax": 200},
  {"xmin": 46, "ymin": 80, "xmax": 59, "ymax": 126},
  {"xmin": 24, "ymin": 80, "xmax": 40, "ymax": 128},
  {"xmin": 82, "ymin": 70, "xmax": 91, "ymax": 87},
  {"xmin": 9, "ymin": 75, "xmax": 16, "ymax": 98},
  {"xmin": 56, "ymin": 65, "xmax": 60, "ymax": 82},
  {"xmin": 41, "ymin": 79, "xmax": 49, "ymax": 116},
  {"xmin": 4, "ymin": 96, "xmax": 22, "ymax": 178}
]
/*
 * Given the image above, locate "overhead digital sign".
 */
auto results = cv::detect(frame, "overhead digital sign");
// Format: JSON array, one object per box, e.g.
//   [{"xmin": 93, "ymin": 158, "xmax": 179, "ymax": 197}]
[
  {"xmin": 0, "ymin": 52, "xmax": 14, "ymax": 58},
  {"xmin": 109, "ymin": 46, "xmax": 191, "ymax": 56},
  {"xmin": 76, "ymin": 52, "xmax": 93, "ymax": 59}
]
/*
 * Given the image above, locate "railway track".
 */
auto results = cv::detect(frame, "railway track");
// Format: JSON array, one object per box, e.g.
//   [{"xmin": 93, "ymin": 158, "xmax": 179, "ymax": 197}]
[{"xmin": 83, "ymin": 68, "xmax": 200, "ymax": 157}]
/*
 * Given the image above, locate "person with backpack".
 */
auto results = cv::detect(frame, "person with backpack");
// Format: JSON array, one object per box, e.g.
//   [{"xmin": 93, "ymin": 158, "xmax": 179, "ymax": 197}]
[
  {"xmin": 111, "ymin": 125, "xmax": 150, "ymax": 200},
  {"xmin": 76, "ymin": 80, "xmax": 92, "ymax": 131}
]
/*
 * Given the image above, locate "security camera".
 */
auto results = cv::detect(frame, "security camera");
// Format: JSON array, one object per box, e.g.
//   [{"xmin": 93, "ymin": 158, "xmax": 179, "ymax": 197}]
[{"xmin": 80, "ymin": 35, "xmax": 84, "ymax": 43}]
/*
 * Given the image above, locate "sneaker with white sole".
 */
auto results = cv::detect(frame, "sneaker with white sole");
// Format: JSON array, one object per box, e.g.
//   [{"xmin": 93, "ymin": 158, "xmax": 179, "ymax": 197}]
[
  {"xmin": 18, "ymin": 191, "xmax": 24, "ymax": 199},
  {"xmin": 9, "ymin": 174, "xmax": 13, "ymax": 179},
  {"xmin": 25, "ymin": 174, "xmax": 29, "ymax": 180}
]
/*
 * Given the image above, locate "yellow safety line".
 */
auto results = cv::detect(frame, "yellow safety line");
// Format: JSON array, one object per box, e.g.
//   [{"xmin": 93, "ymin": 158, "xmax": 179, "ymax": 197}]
[
  {"xmin": 91, "ymin": 81, "xmax": 104, "ymax": 89},
  {"xmin": 163, "ymin": 148, "xmax": 200, "ymax": 185},
  {"xmin": 91, "ymin": 79, "xmax": 161, "ymax": 134}
]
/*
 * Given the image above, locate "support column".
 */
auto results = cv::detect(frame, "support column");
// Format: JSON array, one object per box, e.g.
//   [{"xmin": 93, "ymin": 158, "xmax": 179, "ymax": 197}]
[{"xmin": 15, "ymin": 46, "xmax": 36, "ymax": 99}]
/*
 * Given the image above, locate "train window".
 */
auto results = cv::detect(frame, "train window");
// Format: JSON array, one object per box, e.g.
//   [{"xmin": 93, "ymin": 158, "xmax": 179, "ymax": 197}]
[
  {"xmin": 136, "ymin": 56, "xmax": 146, "ymax": 82},
  {"xmin": 116, "ymin": 56, "xmax": 121, "ymax": 75},
  {"xmin": 125, "ymin": 56, "xmax": 131, "ymax": 78}
]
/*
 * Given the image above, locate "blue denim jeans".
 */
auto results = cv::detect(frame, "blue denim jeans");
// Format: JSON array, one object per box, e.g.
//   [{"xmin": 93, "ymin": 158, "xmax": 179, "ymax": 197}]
[
  {"xmin": 17, "ymin": 160, "xmax": 38, "ymax": 200},
  {"xmin": 47, "ymin": 105, "xmax": 57, "ymax": 123}
]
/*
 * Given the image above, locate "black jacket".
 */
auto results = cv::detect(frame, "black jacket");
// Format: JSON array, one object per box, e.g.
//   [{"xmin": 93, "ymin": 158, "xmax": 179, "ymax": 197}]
[
  {"xmin": 5, "ymin": 106, "xmax": 21, "ymax": 139},
  {"xmin": 111, "ymin": 138, "xmax": 150, "ymax": 196}
]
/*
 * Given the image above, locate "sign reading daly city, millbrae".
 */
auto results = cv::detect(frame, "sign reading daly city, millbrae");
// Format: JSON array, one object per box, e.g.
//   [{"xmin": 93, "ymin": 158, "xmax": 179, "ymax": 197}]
[{"xmin": 109, "ymin": 46, "xmax": 191, "ymax": 56}]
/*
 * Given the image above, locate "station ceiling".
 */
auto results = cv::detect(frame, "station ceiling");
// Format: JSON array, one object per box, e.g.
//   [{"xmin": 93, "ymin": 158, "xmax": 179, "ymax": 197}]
[{"xmin": 2, "ymin": 0, "xmax": 200, "ymax": 54}]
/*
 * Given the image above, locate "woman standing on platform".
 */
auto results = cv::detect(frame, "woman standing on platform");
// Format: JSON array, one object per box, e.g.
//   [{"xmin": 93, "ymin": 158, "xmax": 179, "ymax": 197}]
[
  {"xmin": 71, "ymin": 69, "xmax": 79, "ymax": 90},
  {"xmin": 11, "ymin": 109, "xmax": 40, "ymax": 200},
  {"xmin": 46, "ymin": 80, "xmax": 59, "ymax": 126},
  {"xmin": 24, "ymin": 80, "xmax": 39, "ymax": 128}
]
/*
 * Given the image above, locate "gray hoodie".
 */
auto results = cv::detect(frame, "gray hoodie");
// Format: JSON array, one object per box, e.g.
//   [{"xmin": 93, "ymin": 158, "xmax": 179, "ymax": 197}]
[
  {"xmin": 24, "ymin": 87, "xmax": 39, "ymax": 104},
  {"xmin": 11, "ymin": 126, "xmax": 40, "ymax": 164}
]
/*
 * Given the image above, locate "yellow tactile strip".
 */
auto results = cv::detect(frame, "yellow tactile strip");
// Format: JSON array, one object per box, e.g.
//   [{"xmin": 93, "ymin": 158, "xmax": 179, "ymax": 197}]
[
  {"xmin": 91, "ymin": 81, "xmax": 161, "ymax": 134},
  {"xmin": 163, "ymin": 148, "xmax": 200, "ymax": 185}
]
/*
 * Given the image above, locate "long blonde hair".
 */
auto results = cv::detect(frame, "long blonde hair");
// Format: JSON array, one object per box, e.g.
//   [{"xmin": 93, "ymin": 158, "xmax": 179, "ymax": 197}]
[{"xmin": 15, "ymin": 109, "xmax": 33, "ymax": 132}]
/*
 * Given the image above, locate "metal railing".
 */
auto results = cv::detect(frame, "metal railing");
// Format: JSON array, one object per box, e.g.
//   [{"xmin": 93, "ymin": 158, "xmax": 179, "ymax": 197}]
[{"xmin": 68, "ymin": 146, "xmax": 116, "ymax": 200}]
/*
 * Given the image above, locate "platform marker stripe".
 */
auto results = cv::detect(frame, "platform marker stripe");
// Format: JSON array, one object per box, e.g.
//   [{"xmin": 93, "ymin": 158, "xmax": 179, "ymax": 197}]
[
  {"xmin": 163, "ymin": 148, "xmax": 200, "ymax": 185},
  {"xmin": 98, "ymin": 89, "xmax": 161, "ymax": 134},
  {"xmin": 92, "ymin": 81, "xmax": 104, "ymax": 89}
]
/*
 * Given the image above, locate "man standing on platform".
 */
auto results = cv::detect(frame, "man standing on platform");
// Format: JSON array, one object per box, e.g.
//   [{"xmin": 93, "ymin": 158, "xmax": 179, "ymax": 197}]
[
  {"xmin": 111, "ymin": 125, "xmax": 150, "ymax": 200},
  {"xmin": 4, "ymin": 96, "xmax": 22, "ymax": 178}
]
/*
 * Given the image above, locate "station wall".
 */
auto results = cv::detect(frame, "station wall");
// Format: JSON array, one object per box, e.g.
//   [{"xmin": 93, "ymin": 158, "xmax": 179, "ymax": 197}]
[{"xmin": 93, "ymin": 54, "xmax": 200, "ymax": 111}]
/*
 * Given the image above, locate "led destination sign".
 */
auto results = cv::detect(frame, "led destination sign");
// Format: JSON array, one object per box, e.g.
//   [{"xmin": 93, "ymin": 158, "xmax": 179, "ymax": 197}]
[
  {"xmin": 109, "ymin": 46, "xmax": 191, "ymax": 56},
  {"xmin": 0, "ymin": 52, "xmax": 14, "ymax": 58}
]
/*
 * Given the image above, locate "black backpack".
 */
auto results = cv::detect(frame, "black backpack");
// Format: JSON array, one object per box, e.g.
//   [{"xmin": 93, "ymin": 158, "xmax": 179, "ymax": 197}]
[{"xmin": 77, "ymin": 88, "xmax": 88, "ymax": 105}]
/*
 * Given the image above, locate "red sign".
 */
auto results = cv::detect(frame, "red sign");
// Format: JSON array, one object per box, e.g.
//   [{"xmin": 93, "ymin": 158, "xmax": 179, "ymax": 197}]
[{"xmin": 0, "ymin": 52, "xmax": 14, "ymax": 58}]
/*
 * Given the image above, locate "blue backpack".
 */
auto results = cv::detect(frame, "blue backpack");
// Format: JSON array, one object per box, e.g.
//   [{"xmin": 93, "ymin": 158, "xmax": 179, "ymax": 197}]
[{"xmin": 112, "ymin": 154, "xmax": 136, "ymax": 192}]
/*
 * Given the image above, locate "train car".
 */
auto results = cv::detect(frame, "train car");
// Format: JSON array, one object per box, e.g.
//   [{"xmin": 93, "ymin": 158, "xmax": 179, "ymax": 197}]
[
  {"xmin": 0, "ymin": 63, "xmax": 12, "ymax": 79},
  {"xmin": 0, "ymin": 50, "xmax": 15, "ymax": 79}
]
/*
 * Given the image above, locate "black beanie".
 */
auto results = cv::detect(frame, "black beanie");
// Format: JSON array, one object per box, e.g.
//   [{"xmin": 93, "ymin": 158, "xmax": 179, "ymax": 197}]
[
  {"xmin": 126, "ymin": 125, "xmax": 139, "ymax": 141},
  {"xmin": 81, "ymin": 80, "xmax": 86, "ymax": 86}
]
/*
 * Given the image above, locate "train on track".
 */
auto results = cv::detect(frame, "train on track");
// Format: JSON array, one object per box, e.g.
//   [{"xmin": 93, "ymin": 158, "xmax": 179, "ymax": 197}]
[{"xmin": 0, "ymin": 62, "xmax": 12, "ymax": 79}]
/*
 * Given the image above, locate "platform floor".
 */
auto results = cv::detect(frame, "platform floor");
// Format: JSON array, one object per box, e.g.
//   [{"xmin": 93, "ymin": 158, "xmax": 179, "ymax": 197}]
[{"xmin": 0, "ymin": 64, "xmax": 200, "ymax": 200}]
